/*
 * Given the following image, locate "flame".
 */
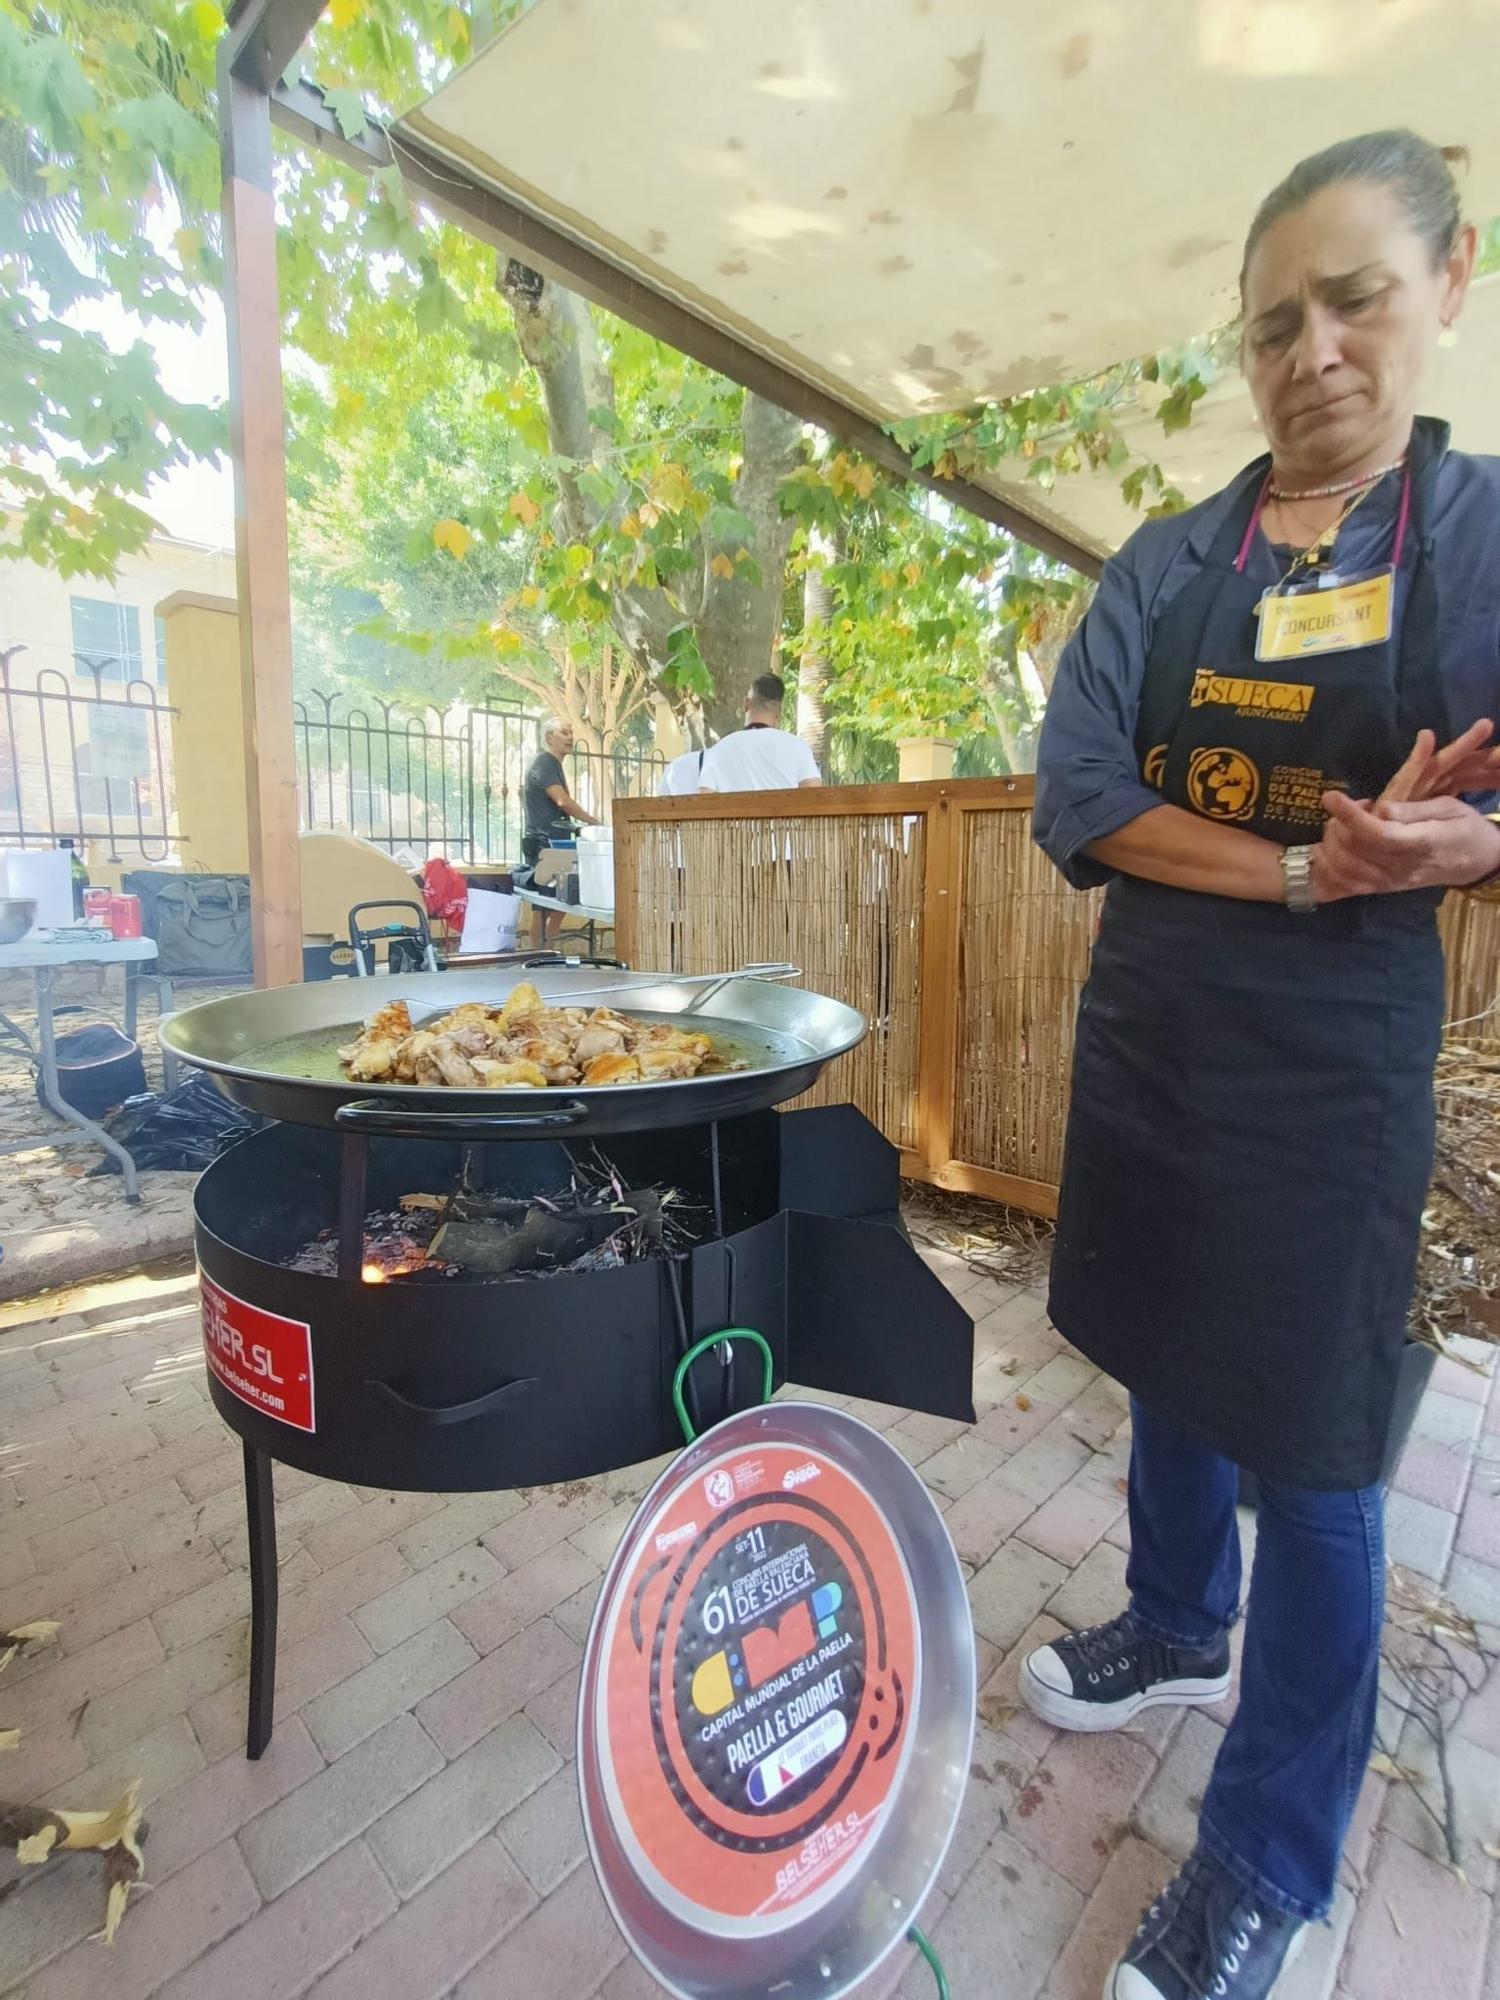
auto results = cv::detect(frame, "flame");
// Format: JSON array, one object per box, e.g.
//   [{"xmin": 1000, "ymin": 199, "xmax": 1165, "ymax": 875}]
[{"xmin": 361, "ymin": 1264, "xmax": 387, "ymax": 1285}]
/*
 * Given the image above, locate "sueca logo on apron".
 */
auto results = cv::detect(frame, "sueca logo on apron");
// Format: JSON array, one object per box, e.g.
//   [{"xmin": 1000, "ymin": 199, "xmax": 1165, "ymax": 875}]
[{"xmin": 200, "ymin": 1272, "xmax": 316, "ymax": 1432}]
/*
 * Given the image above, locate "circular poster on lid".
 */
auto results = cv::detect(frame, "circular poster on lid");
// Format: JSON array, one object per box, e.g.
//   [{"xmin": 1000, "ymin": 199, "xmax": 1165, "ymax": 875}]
[{"xmin": 578, "ymin": 1402, "xmax": 974, "ymax": 2000}]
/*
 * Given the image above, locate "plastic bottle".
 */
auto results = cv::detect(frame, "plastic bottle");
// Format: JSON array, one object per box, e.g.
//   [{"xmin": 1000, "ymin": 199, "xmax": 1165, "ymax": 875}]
[{"xmin": 59, "ymin": 838, "xmax": 88, "ymax": 919}]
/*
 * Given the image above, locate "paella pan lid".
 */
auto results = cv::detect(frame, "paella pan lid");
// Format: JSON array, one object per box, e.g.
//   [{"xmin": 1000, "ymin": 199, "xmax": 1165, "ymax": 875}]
[{"xmin": 577, "ymin": 1401, "xmax": 974, "ymax": 2000}]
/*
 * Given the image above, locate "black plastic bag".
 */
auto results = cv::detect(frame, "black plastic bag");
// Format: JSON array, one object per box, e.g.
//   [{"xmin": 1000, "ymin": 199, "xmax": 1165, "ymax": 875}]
[{"xmin": 90, "ymin": 1074, "xmax": 269, "ymax": 1175}]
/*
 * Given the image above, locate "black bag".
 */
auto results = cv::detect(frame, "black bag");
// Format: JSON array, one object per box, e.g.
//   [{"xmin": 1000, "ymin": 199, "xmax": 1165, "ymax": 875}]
[
  {"xmin": 40, "ymin": 1018, "xmax": 147, "ymax": 1119},
  {"xmin": 146, "ymin": 875, "xmax": 252, "ymax": 978},
  {"xmin": 91, "ymin": 1074, "xmax": 268, "ymax": 1175}
]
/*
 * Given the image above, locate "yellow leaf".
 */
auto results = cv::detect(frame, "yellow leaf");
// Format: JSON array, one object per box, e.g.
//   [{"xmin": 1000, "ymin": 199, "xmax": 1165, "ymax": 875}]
[
  {"xmin": 650, "ymin": 462, "xmax": 693, "ymax": 514},
  {"xmin": 638, "ymin": 502, "xmax": 661, "ymax": 529},
  {"xmin": 173, "ymin": 226, "xmax": 203, "ymax": 272},
  {"xmin": 507, "ymin": 492, "xmax": 542, "ymax": 528},
  {"xmin": 903, "ymin": 563, "xmax": 922, "ymax": 587},
  {"xmin": 329, "ymin": 0, "xmax": 360, "ymax": 27},
  {"xmin": 184, "ymin": 1, "xmax": 225, "ymax": 39},
  {"xmin": 431, "ymin": 518, "xmax": 473, "ymax": 560},
  {"xmin": 619, "ymin": 513, "xmax": 642, "ymax": 540},
  {"xmin": 710, "ymin": 553, "xmax": 735, "ymax": 580},
  {"xmin": 850, "ymin": 461, "xmax": 876, "ymax": 500},
  {"xmin": 518, "ymin": 585, "xmax": 542, "ymax": 609}
]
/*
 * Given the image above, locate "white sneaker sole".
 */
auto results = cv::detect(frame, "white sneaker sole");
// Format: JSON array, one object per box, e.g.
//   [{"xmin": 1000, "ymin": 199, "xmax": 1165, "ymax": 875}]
[
  {"xmin": 1103, "ymin": 1918, "xmax": 1306, "ymax": 1999},
  {"xmin": 1021, "ymin": 1661, "xmax": 1231, "ymax": 1733}
]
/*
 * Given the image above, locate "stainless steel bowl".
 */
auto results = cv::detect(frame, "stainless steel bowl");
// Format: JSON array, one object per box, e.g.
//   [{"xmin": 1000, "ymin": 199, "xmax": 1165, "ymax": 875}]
[{"xmin": 0, "ymin": 898, "xmax": 36, "ymax": 946}]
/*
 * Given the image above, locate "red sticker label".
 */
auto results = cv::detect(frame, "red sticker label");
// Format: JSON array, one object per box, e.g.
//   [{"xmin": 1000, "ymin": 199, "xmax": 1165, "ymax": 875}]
[
  {"xmin": 200, "ymin": 1272, "xmax": 316, "ymax": 1433},
  {"xmin": 594, "ymin": 1442, "xmax": 917, "ymax": 1933}
]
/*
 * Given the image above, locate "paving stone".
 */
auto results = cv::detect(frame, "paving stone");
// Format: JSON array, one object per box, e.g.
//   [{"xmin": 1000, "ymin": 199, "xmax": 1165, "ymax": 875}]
[
  {"xmin": 300, "ymin": 1490, "xmax": 446, "ymax": 1570},
  {"xmin": 29, "ymin": 1478, "xmax": 196, "ymax": 1570},
  {"xmin": 353, "ymin": 1545, "xmax": 503, "ymax": 1654},
  {"xmin": 279, "ymin": 1541, "xmax": 413, "ymax": 1647},
  {"xmin": 525, "ymin": 1662, "xmax": 583, "ymax": 1760},
  {"xmin": 974, "ymin": 1389, "xmax": 1063, "ymax": 1454},
  {"xmin": 939, "ymin": 1704, "xmax": 1026, "ymax": 1896},
  {"xmin": 1130, "ymin": 1710, "xmax": 1226, "ymax": 1863},
  {"xmin": 80, "ymin": 1618, "xmax": 250, "ymax": 1758},
  {"xmin": 968, "ymin": 1540, "xmax": 1070, "ymax": 1653},
  {"xmin": 1279, "ymin": 1885, "xmax": 1356, "ymax": 2000},
  {"xmin": 0, "ymin": 1541, "xmax": 125, "ymax": 1636},
  {"xmin": 305, "ymin": 1837, "xmax": 536, "ymax": 2000},
  {"xmin": 454, "ymin": 1857, "xmax": 626, "ymax": 2000},
  {"xmin": 1344, "ymin": 1832, "xmax": 1491, "ymax": 2000},
  {"xmin": 901, "ymin": 1828, "xmax": 1083, "ymax": 2000},
  {"xmin": 239, "ymin": 1713, "xmax": 443, "ymax": 1899},
  {"xmin": 154, "ymin": 1549, "xmax": 319, "ymax": 1655},
  {"xmin": 936, "ymin": 1468, "xmax": 1038, "ymax": 1570},
  {"xmin": 394, "ymin": 1490, "xmax": 527, "ymax": 1571},
  {"xmin": 1014, "ymin": 1728, "xmax": 1160, "ymax": 1893},
  {"xmin": 1392, "ymin": 1435, "xmax": 1473, "ymax": 1514},
  {"xmin": 452, "ymin": 1541, "xmax": 601, "ymax": 1654},
  {"xmin": 158, "ymin": 1837, "xmax": 397, "ymax": 2000},
  {"xmin": 1458, "ymin": 1479, "xmax": 1500, "ymax": 1567},
  {"xmin": 26, "ymin": 1839, "xmax": 260, "ymax": 2000},
  {"xmin": 1383, "ymin": 1489, "xmax": 1458, "ymax": 1580},
  {"xmin": 147, "ymin": 1716, "xmax": 326, "ymax": 1881},
  {"xmin": 1046, "ymin": 1834, "xmax": 1177, "ymax": 2000},
  {"xmin": 1018, "ymin": 1482, "xmax": 1126, "ymax": 1569},
  {"xmin": 1046, "ymin": 1539, "xmax": 1131, "ymax": 1633},
  {"xmin": 302, "ymin": 1617, "xmax": 477, "ymax": 1760},
  {"xmin": 1455, "ymin": 1654, "xmax": 1500, "ymax": 1761},
  {"xmin": 498, "ymin": 1761, "xmax": 589, "ymax": 1894},
  {"xmin": 1410, "ymin": 1391, "xmax": 1484, "ymax": 1450},
  {"xmin": 483, "ymin": 1486, "xmax": 614, "ymax": 1568},
  {"xmin": 1432, "ymin": 1355, "xmax": 1493, "ymax": 1405},
  {"xmin": 3, "ymin": 1615, "xmax": 165, "ymax": 1736},
  {"xmin": 1447, "ymin": 1555, "xmax": 1500, "ymax": 1629},
  {"xmin": 369, "ymin": 1712, "xmax": 560, "ymax": 1899},
  {"xmin": 50, "ymin": 1711, "xmax": 204, "ymax": 1816},
  {"xmin": 994, "ymin": 1424, "xmax": 1095, "ymax": 1506},
  {"xmin": 917, "ymin": 1431, "xmax": 1009, "ymax": 1502},
  {"xmin": 1382, "ymin": 1715, "xmax": 1500, "ymax": 1891},
  {"xmin": 417, "ymin": 1615, "xmax": 582, "ymax": 1760},
  {"xmin": 1026, "ymin": 1353, "xmax": 1100, "ymax": 1407},
  {"xmin": 191, "ymin": 1617, "xmax": 375, "ymax": 1761}
]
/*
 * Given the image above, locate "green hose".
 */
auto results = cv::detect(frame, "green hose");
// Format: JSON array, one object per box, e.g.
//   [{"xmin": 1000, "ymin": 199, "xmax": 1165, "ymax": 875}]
[
  {"xmin": 907, "ymin": 1924, "xmax": 950, "ymax": 1999},
  {"xmin": 671, "ymin": 1328, "xmax": 775, "ymax": 1443}
]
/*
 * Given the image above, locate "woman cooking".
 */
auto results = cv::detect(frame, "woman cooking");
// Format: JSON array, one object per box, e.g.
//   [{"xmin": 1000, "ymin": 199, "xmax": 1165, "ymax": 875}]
[{"xmin": 1029, "ymin": 131, "xmax": 1500, "ymax": 2000}]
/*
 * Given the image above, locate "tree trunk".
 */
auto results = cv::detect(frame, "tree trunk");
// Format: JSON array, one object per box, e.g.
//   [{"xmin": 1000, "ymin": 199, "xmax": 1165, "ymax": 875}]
[{"xmin": 796, "ymin": 529, "xmax": 833, "ymax": 775}]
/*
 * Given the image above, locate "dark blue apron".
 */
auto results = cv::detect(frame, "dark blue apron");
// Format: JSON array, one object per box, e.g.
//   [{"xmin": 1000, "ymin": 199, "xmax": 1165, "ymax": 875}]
[{"xmin": 1048, "ymin": 421, "xmax": 1451, "ymax": 1490}]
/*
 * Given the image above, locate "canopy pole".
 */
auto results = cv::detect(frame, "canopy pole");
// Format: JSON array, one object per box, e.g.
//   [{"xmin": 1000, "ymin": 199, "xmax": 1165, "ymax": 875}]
[{"xmin": 219, "ymin": 47, "xmax": 305, "ymax": 988}]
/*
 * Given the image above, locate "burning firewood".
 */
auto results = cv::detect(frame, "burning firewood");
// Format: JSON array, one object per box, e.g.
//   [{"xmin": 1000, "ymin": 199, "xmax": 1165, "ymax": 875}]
[{"xmin": 0, "ymin": 1784, "xmax": 146, "ymax": 1941}]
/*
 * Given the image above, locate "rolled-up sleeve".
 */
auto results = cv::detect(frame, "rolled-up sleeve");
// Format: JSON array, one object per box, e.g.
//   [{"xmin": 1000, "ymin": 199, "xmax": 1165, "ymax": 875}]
[{"xmin": 1034, "ymin": 543, "xmax": 1166, "ymax": 890}]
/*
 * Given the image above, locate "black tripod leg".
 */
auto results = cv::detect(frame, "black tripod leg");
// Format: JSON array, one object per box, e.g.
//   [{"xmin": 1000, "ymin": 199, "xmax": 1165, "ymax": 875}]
[{"xmin": 243, "ymin": 1442, "xmax": 279, "ymax": 1759}]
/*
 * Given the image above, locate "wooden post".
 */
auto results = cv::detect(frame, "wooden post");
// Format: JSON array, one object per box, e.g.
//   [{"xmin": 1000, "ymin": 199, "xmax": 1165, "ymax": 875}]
[{"xmin": 220, "ymin": 54, "xmax": 303, "ymax": 987}]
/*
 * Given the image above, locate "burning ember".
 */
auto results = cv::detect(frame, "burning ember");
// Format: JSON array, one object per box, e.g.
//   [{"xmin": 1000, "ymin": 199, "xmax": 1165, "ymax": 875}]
[{"xmin": 286, "ymin": 1150, "xmax": 699, "ymax": 1285}]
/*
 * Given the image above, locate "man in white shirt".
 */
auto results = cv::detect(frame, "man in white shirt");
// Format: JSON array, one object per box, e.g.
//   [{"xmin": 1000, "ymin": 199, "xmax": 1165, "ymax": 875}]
[
  {"xmin": 697, "ymin": 675, "xmax": 822, "ymax": 793},
  {"xmin": 658, "ymin": 748, "xmax": 706, "ymax": 797}
]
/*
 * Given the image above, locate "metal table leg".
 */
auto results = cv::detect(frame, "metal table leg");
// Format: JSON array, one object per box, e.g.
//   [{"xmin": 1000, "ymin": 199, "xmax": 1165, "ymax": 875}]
[
  {"xmin": 33, "ymin": 967, "xmax": 141, "ymax": 1201},
  {"xmin": 243, "ymin": 1443, "xmax": 280, "ymax": 1759},
  {"xmin": 123, "ymin": 962, "xmax": 139, "ymax": 1042}
]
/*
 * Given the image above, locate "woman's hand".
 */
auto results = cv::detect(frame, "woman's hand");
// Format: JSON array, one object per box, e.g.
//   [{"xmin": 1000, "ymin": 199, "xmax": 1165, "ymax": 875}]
[
  {"xmin": 1316, "ymin": 792, "xmax": 1500, "ymax": 901},
  {"xmin": 1382, "ymin": 721, "xmax": 1500, "ymax": 802}
]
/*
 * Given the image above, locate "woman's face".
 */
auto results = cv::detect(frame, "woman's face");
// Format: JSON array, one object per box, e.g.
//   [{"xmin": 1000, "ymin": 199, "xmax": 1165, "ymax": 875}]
[{"xmin": 1241, "ymin": 179, "xmax": 1474, "ymax": 476}]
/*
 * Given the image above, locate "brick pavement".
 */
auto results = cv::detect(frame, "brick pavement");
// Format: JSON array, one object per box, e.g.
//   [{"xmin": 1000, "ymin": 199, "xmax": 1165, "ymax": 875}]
[{"xmin": 0, "ymin": 1249, "xmax": 1497, "ymax": 1997}]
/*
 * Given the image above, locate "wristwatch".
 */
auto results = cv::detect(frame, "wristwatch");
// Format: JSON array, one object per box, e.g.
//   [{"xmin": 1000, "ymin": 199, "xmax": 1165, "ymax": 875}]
[{"xmin": 1280, "ymin": 844, "xmax": 1318, "ymax": 914}]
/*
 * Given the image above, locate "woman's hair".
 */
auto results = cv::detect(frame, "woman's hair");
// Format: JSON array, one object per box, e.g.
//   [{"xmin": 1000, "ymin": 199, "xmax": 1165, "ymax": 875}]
[{"xmin": 1242, "ymin": 129, "xmax": 1467, "ymax": 288}]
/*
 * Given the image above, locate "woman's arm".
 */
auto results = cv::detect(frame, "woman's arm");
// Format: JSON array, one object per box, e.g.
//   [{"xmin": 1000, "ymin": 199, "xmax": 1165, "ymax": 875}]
[{"xmin": 1084, "ymin": 806, "xmax": 1286, "ymax": 901}]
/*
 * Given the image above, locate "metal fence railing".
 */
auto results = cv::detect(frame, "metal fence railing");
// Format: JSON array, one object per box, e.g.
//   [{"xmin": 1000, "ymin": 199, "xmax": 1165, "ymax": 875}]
[
  {"xmin": 293, "ymin": 691, "xmax": 665, "ymax": 863},
  {"xmin": 0, "ymin": 654, "xmax": 180, "ymax": 862}
]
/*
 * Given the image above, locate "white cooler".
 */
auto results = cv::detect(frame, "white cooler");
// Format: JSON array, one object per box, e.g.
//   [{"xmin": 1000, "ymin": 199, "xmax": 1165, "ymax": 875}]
[{"xmin": 577, "ymin": 826, "xmax": 615, "ymax": 909}]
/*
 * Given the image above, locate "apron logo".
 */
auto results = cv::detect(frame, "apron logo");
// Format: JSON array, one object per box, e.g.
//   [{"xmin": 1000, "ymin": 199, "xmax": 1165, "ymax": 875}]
[
  {"xmin": 1186, "ymin": 747, "xmax": 1260, "ymax": 823},
  {"xmin": 1189, "ymin": 671, "xmax": 1314, "ymax": 721},
  {"xmin": 1142, "ymin": 743, "xmax": 1168, "ymax": 788}
]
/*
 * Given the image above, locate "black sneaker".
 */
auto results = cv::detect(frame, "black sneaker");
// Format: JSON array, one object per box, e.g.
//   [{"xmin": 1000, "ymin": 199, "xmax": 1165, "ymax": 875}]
[
  {"xmin": 1107, "ymin": 1847, "xmax": 1304, "ymax": 1999},
  {"xmin": 1021, "ymin": 1610, "xmax": 1230, "ymax": 1731}
]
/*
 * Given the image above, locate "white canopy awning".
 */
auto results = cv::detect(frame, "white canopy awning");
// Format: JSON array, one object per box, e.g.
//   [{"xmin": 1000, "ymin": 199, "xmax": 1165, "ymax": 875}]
[{"xmin": 402, "ymin": 0, "xmax": 1500, "ymax": 559}]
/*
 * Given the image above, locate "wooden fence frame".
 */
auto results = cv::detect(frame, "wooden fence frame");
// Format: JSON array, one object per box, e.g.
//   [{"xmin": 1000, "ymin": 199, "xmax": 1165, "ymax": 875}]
[
  {"xmin": 613, "ymin": 775, "xmax": 1065, "ymax": 1214},
  {"xmin": 615, "ymin": 777, "xmax": 1500, "ymax": 1221}
]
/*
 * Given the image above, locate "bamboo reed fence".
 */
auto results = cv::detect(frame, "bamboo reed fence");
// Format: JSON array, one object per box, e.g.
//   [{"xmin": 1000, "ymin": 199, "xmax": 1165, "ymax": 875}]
[{"xmin": 613, "ymin": 779, "xmax": 1500, "ymax": 1218}]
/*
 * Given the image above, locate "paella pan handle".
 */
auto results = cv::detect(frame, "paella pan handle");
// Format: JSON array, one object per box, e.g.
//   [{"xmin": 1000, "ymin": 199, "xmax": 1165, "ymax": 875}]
[
  {"xmin": 365, "ymin": 1375, "xmax": 539, "ymax": 1427},
  {"xmin": 334, "ymin": 1098, "xmax": 590, "ymax": 1139}
]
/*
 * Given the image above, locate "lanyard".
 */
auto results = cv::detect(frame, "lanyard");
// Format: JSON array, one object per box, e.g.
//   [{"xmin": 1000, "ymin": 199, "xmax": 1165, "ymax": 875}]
[{"xmin": 1234, "ymin": 466, "xmax": 1411, "ymax": 577}]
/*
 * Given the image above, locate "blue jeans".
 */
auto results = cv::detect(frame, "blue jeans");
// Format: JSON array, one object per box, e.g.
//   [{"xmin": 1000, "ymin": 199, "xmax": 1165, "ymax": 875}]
[{"xmin": 1126, "ymin": 1396, "xmax": 1385, "ymax": 1922}]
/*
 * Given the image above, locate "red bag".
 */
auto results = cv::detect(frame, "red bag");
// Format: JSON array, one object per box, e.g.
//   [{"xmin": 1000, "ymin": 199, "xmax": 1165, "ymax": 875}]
[{"xmin": 422, "ymin": 856, "xmax": 468, "ymax": 929}]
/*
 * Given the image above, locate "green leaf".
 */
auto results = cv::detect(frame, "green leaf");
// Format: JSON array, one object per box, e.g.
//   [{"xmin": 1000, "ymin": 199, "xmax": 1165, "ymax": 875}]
[
  {"xmin": 323, "ymin": 87, "xmax": 368, "ymax": 140},
  {"xmin": 663, "ymin": 623, "xmax": 711, "ymax": 696}
]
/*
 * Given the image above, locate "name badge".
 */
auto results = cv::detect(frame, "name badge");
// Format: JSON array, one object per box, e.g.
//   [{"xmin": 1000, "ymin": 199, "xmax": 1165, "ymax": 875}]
[{"xmin": 1255, "ymin": 567, "xmax": 1393, "ymax": 662}]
